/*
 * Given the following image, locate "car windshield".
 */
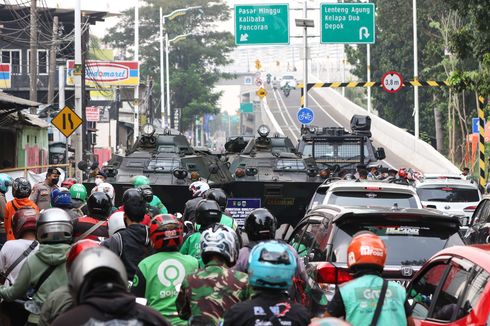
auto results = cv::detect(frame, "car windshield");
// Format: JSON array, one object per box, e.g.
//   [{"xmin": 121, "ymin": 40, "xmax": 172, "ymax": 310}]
[
  {"xmin": 331, "ymin": 222, "xmax": 464, "ymax": 265},
  {"xmin": 417, "ymin": 187, "xmax": 479, "ymax": 202},
  {"xmin": 282, "ymin": 75, "xmax": 294, "ymax": 80},
  {"xmin": 302, "ymin": 143, "xmax": 370, "ymax": 161},
  {"xmin": 328, "ymin": 191, "xmax": 418, "ymax": 208},
  {"xmin": 145, "ymin": 159, "xmax": 179, "ymax": 172},
  {"xmin": 275, "ymin": 159, "xmax": 305, "ymax": 170}
]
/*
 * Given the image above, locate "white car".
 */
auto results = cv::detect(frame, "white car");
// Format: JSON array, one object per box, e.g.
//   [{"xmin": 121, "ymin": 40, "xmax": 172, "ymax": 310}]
[
  {"xmin": 308, "ymin": 180, "xmax": 423, "ymax": 210},
  {"xmin": 415, "ymin": 179, "xmax": 481, "ymax": 219},
  {"xmin": 279, "ymin": 74, "xmax": 297, "ymax": 89}
]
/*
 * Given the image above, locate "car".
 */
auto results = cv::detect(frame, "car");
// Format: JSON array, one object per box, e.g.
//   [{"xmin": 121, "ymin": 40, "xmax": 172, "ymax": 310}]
[
  {"xmin": 308, "ymin": 180, "xmax": 423, "ymax": 210},
  {"xmin": 415, "ymin": 179, "xmax": 481, "ymax": 219},
  {"xmin": 285, "ymin": 205, "xmax": 464, "ymax": 299},
  {"xmin": 279, "ymin": 74, "xmax": 297, "ymax": 89},
  {"xmin": 406, "ymin": 245, "xmax": 490, "ymax": 325},
  {"xmin": 464, "ymin": 195, "xmax": 490, "ymax": 244}
]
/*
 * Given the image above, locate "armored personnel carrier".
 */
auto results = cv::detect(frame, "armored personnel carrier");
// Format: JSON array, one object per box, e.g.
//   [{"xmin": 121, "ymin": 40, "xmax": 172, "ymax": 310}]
[
  {"xmin": 297, "ymin": 115, "xmax": 386, "ymax": 174},
  {"xmin": 227, "ymin": 125, "xmax": 322, "ymax": 226},
  {"xmin": 98, "ymin": 124, "xmax": 233, "ymax": 212}
]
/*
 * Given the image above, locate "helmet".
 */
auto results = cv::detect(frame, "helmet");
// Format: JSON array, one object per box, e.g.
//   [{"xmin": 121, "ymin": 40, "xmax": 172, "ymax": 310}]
[
  {"xmin": 66, "ymin": 239, "xmax": 99, "ymax": 271},
  {"xmin": 68, "ymin": 247, "xmax": 127, "ymax": 304},
  {"xmin": 347, "ymin": 232, "xmax": 387, "ymax": 270},
  {"xmin": 51, "ymin": 188, "xmax": 72, "ymax": 208},
  {"xmin": 87, "ymin": 192, "xmax": 112, "ymax": 219},
  {"xmin": 108, "ymin": 211, "xmax": 126, "ymax": 236},
  {"xmin": 92, "ymin": 182, "xmax": 115, "ymax": 204},
  {"xmin": 70, "ymin": 183, "xmax": 87, "ymax": 201},
  {"xmin": 122, "ymin": 188, "xmax": 146, "ymax": 222},
  {"xmin": 61, "ymin": 178, "xmax": 78, "ymax": 189},
  {"xmin": 133, "ymin": 175, "xmax": 150, "ymax": 187},
  {"xmin": 204, "ymin": 188, "xmax": 227, "ymax": 211},
  {"xmin": 138, "ymin": 184, "xmax": 153, "ymax": 203},
  {"xmin": 36, "ymin": 208, "xmax": 73, "ymax": 244},
  {"xmin": 0, "ymin": 173, "xmax": 13, "ymax": 194},
  {"xmin": 12, "ymin": 207, "xmax": 39, "ymax": 238},
  {"xmin": 195, "ymin": 199, "xmax": 222, "ymax": 228},
  {"xmin": 189, "ymin": 181, "xmax": 210, "ymax": 198},
  {"xmin": 200, "ymin": 224, "xmax": 239, "ymax": 266},
  {"xmin": 149, "ymin": 214, "xmax": 183, "ymax": 251},
  {"xmin": 248, "ymin": 240, "xmax": 297, "ymax": 289},
  {"xmin": 12, "ymin": 177, "xmax": 31, "ymax": 198},
  {"xmin": 245, "ymin": 208, "xmax": 277, "ymax": 242}
]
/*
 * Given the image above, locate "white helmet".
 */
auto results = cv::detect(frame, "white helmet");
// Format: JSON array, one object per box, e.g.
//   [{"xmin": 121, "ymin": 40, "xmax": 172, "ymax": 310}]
[
  {"xmin": 200, "ymin": 224, "xmax": 239, "ymax": 266},
  {"xmin": 189, "ymin": 181, "xmax": 210, "ymax": 198},
  {"xmin": 92, "ymin": 182, "xmax": 115, "ymax": 205},
  {"xmin": 108, "ymin": 211, "xmax": 126, "ymax": 236}
]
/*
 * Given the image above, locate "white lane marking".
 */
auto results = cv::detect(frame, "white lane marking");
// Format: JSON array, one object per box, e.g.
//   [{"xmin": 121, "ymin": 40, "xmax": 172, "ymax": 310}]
[
  {"xmin": 275, "ymin": 88, "xmax": 301, "ymax": 134},
  {"xmin": 271, "ymin": 86, "xmax": 297, "ymax": 138},
  {"xmin": 262, "ymin": 96, "xmax": 285, "ymax": 136}
]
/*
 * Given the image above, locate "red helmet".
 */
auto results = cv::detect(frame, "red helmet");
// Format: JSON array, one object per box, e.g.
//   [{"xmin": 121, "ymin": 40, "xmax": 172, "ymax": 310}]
[
  {"xmin": 66, "ymin": 239, "xmax": 100, "ymax": 271},
  {"xmin": 347, "ymin": 232, "xmax": 387, "ymax": 269},
  {"xmin": 12, "ymin": 208, "xmax": 39, "ymax": 239},
  {"xmin": 61, "ymin": 178, "xmax": 78, "ymax": 189},
  {"xmin": 149, "ymin": 214, "xmax": 183, "ymax": 251}
]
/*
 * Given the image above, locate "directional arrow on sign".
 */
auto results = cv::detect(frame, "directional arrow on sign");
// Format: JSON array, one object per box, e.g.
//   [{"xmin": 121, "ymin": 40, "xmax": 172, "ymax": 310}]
[
  {"xmin": 256, "ymin": 87, "xmax": 267, "ymax": 99},
  {"xmin": 359, "ymin": 27, "xmax": 370, "ymax": 40},
  {"xmin": 240, "ymin": 34, "xmax": 249, "ymax": 42}
]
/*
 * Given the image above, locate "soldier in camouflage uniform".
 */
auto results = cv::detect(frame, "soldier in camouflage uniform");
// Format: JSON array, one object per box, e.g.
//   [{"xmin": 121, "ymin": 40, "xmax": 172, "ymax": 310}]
[
  {"xmin": 177, "ymin": 224, "xmax": 249, "ymax": 325},
  {"xmin": 30, "ymin": 167, "xmax": 60, "ymax": 210}
]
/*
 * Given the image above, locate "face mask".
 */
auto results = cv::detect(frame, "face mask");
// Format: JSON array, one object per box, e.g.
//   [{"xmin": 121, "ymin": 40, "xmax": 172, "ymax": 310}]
[
  {"xmin": 95, "ymin": 178, "xmax": 103, "ymax": 185},
  {"xmin": 51, "ymin": 178, "xmax": 59, "ymax": 186}
]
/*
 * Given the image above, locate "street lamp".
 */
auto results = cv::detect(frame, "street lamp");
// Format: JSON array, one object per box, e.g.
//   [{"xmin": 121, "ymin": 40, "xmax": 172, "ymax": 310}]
[
  {"xmin": 160, "ymin": 6, "xmax": 202, "ymax": 128},
  {"xmin": 295, "ymin": 5, "xmax": 314, "ymax": 108}
]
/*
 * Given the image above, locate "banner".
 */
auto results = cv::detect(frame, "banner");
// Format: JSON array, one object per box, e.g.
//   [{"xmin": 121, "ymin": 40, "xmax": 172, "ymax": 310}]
[
  {"xmin": 66, "ymin": 60, "xmax": 139, "ymax": 86},
  {"xmin": 0, "ymin": 64, "xmax": 11, "ymax": 89}
]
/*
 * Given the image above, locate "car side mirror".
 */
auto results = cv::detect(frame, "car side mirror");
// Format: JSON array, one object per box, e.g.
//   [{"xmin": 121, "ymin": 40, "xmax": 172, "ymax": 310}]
[{"xmin": 376, "ymin": 147, "xmax": 386, "ymax": 160}]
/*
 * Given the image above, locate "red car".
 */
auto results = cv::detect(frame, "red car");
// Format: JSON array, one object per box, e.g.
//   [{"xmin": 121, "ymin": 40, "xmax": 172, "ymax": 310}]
[{"xmin": 406, "ymin": 245, "xmax": 490, "ymax": 325}]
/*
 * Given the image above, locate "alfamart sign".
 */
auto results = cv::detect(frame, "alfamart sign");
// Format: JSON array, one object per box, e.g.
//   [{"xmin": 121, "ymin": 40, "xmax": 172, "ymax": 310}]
[{"xmin": 66, "ymin": 60, "xmax": 139, "ymax": 86}]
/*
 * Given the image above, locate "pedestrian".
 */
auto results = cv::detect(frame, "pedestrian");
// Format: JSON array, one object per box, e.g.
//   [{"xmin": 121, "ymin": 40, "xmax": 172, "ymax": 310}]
[
  {"xmin": 0, "ymin": 208, "xmax": 39, "ymax": 326},
  {"xmin": 0, "ymin": 174, "xmax": 13, "ymax": 246},
  {"xmin": 51, "ymin": 247, "xmax": 170, "ymax": 326},
  {"xmin": 131, "ymin": 214, "xmax": 198, "ymax": 325},
  {"xmin": 323, "ymin": 232, "xmax": 415, "ymax": 326},
  {"xmin": 0, "ymin": 208, "xmax": 73, "ymax": 325},
  {"xmin": 183, "ymin": 181, "xmax": 210, "ymax": 223},
  {"xmin": 177, "ymin": 224, "xmax": 248, "ymax": 325},
  {"xmin": 30, "ymin": 167, "xmax": 60, "ymax": 210},
  {"xmin": 101, "ymin": 188, "xmax": 152, "ymax": 280},
  {"xmin": 72, "ymin": 192, "xmax": 110, "ymax": 242},
  {"xmin": 223, "ymin": 241, "xmax": 310, "ymax": 326},
  {"xmin": 5, "ymin": 178, "xmax": 39, "ymax": 241}
]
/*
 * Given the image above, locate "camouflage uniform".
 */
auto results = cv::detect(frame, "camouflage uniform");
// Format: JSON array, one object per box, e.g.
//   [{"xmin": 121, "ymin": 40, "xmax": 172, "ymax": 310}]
[
  {"xmin": 176, "ymin": 261, "xmax": 250, "ymax": 325},
  {"xmin": 30, "ymin": 180, "xmax": 58, "ymax": 211}
]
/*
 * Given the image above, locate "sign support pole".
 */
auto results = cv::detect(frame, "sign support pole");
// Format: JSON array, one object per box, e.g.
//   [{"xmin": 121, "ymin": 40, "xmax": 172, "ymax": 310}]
[
  {"xmin": 303, "ymin": 1, "xmax": 309, "ymax": 108},
  {"xmin": 413, "ymin": 0, "xmax": 419, "ymax": 139},
  {"xmin": 74, "ymin": 0, "xmax": 83, "ymax": 181},
  {"xmin": 367, "ymin": 44, "xmax": 371, "ymax": 114},
  {"xmin": 134, "ymin": 0, "xmax": 139, "ymax": 141},
  {"xmin": 478, "ymin": 96, "xmax": 486, "ymax": 191}
]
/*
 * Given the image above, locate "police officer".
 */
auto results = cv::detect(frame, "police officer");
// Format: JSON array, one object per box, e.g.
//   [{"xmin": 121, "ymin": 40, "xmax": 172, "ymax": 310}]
[
  {"xmin": 223, "ymin": 241, "xmax": 310, "ymax": 326},
  {"xmin": 31, "ymin": 167, "xmax": 60, "ymax": 210},
  {"xmin": 323, "ymin": 232, "xmax": 415, "ymax": 326}
]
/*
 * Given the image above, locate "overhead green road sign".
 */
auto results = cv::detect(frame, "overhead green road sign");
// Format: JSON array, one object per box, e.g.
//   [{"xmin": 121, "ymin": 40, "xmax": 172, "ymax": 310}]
[
  {"xmin": 235, "ymin": 4, "xmax": 289, "ymax": 45},
  {"xmin": 320, "ymin": 3, "xmax": 375, "ymax": 44}
]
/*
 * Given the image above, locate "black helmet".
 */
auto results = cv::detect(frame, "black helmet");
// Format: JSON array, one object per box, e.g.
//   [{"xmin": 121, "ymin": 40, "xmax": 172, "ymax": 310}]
[
  {"xmin": 138, "ymin": 184, "xmax": 153, "ymax": 203},
  {"xmin": 204, "ymin": 188, "xmax": 227, "ymax": 211},
  {"xmin": 87, "ymin": 192, "xmax": 112, "ymax": 219},
  {"xmin": 245, "ymin": 208, "xmax": 277, "ymax": 241},
  {"xmin": 12, "ymin": 177, "xmax": 31, "ymax": 198},
  {"xmin": 195, "ymin": 199, "xmax": 222, "ymax": 229},
  {"xmin": 122, "ymin": 188, "xmax": 146, "ymax": 222}
]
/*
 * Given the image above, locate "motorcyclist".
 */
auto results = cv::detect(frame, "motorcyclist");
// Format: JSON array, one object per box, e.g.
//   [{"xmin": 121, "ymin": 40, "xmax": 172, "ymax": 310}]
[
  {"xmin": 30, "ymin": 167, "xmax": 60, "ymax": 210},
  {"xmin": 72, "ymin": 192, "xmax": 110, "ymax": 242},
  {"xmin": 60, "ymin": 178, "xmax": 77, "ymax": 189},
  {"xmin": 323, "ymin": 232, "xmax": 415, "ymax": 326},
  {"xmin": 91, "ymin": 182, "xmax": 117, "ymax": 212},
  {"xmin": 69, "ymin": 183, "xmax": 88, "ymax": 217},
  {"xmin": 0, "ymin": 208, "xmax": 73, "ymax": 325},
  {"xmin": 203, "ymin": 188, "xmax": 238, "ymax": 230},
  {"xmin": 177, "ymin": 224, "xmax": 248, "ymax": 325},
  {"xmin": 183, "ymin": 181, "xmax": 210, "ymax": 223},
  {"xmin": 0, "ymin": 173, "xmax": 13, "ymax": 246},
  {"xmin": 133, "ymin": 175, "xmax": 168, "ymax": 214},
  {"xmin": 131, "ymin": 214, "xmax": 198, "ymax": 325},
  {"xmin": 50, "ymin": 188, "xmax": 78, "ymax": 219},
  {"xmin": 180, "ymin": 199, "xmax": 222, "ymax": 267},
  {"xmin": 107, "ymin": 211, "xmax": 126, "ymax": 237},
  {"xmin": 223, "ymin": 241, "xmax": 310, "ymax": 326},
  {"xmin": 51, "ymin": 247, "xmax": 170, "ymax": 326},
  {"xmin": 138, "ymin": 184, "xmax": 168, "ymax": 218},
  {"xmin": 39, "ymin": 239, "xmax": 99, "ymax": 326},
  {"xmin": 5, "ymin": 177, "xmax": 39, "ymax": 241}
]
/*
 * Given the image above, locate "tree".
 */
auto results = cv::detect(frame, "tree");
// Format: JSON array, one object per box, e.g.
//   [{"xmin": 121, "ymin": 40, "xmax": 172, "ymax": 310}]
[{"xmin": 103, "ymin": 0, "xmax": 235, "ymax": 130}]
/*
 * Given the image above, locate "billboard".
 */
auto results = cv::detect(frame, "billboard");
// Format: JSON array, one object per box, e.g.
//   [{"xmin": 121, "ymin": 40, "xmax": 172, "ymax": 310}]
[
  {"xmin": 66, "ymin": 60, "xmax": 139, "ymax": 86},
  {"xmin": 0, "ymin": 64, "xmax": 11, "ymax": 89}
]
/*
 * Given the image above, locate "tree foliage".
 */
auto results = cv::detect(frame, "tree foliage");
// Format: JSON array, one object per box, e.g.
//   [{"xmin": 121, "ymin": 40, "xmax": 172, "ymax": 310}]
[{"xmin": 103, "ymin": 0, "xmax": 235, "ymax": 130}]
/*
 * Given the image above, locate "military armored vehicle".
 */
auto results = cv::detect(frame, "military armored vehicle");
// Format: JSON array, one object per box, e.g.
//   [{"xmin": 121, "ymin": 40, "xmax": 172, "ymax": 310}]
[
  {"xmin": 297, "ymin": 115, "xmax": 386, "ymax": 174},
  {"xmin": 227, "ymin": 125, "xmax": 323, "ymax": 226},
  {"xmin": 97, "ymin": 124, "xmax": 233, "ymax": 212}
]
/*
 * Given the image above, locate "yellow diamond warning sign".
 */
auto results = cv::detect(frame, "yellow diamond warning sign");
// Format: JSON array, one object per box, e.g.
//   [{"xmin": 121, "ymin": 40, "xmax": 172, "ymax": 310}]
[
  {"xmin": 256, "ymin": 87, "xmax": 267, "ymax": 99},
  {"xmin": 51, "ymin": 106, "xmax": 83, "ymax": 138}
]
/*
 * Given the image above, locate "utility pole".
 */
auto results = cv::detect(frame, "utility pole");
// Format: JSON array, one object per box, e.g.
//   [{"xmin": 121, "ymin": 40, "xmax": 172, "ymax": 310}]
[
  {"xmin": 81, "ymin": 16, "xmax": 89, "ymax": 155},
  {"xmin": 74, "ymin": 0, "xmax": 83, "ymax": 180},
  {"xmin": 47, "ymin": 16, "xmax": 58, "ymax": 105},
  {"xmin": 58, "ymin": 65, "xmax": 67, "ymax": 164},
  {"xmin": 413, "ymin": 0, "xmax": 419, "ymax": 139},
  {"xmin": 159, "ymin": 7, "xmax": 165, "ymax": 128},
  {"xmin": 134, "ymin": 0, "xmax": 139, "ymax": 141},
  {"xmin": 29, "ymin": 0, "xmax": 38, "ymax": 111}
]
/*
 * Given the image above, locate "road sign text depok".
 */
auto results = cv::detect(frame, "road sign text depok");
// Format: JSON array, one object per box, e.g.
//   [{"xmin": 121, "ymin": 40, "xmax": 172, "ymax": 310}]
[
  {"xmin": 321, "ymin": 3, "xmax": 375, "ymax": 44},
  {"xmin": 235, "ymin": 4, "xmax": 289, "ymax": 45}
]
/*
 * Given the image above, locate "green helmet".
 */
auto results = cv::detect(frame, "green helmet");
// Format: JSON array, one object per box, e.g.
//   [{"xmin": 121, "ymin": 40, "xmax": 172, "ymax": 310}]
[
  {"xmin": 70, "ymin": 183, "xmax": 87, "ymax": 201},
  {"xmin": 133, "ymin": 175, "xmax": 150, "ymax": 187}
]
